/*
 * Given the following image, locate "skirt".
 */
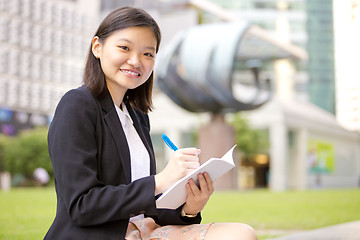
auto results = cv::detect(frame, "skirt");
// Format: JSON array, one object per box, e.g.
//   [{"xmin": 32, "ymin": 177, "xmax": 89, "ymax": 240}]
[{"xmin": 125, "ymin": 217, "xmax": 213, "ymax": 240}]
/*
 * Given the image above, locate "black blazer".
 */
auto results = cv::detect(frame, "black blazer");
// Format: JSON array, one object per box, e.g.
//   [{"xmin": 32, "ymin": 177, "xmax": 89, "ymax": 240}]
[{"xmin": 44, "ymin": 86, "xmax": 201, "ymax": 240}]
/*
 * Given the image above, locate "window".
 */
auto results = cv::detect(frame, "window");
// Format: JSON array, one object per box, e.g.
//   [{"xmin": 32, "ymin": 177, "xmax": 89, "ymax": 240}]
[
  {"xmin": 63, "ymin": 63, "xmax": 72, "ymax": 84},
  {"xmin": 43, "ymin": 1, "xmax": 53, "ymax": 24},
  {"xmin": 20, "ymin": 52, "xmax": 31, "ymax": 78},
  {"xmin": 43, "ymin": 28, "xmax": 53, "ymax": 53},
  {"xmin": 63, "ymin": 8, "xmax": 73, "ymax": 30},
  {"xmin": 31, "ymin": 54, "xmax": 42, "ymax": 81},
  {"xmin": 62, "ymin": 34, "xmax": 72, "ymax": 57},
  {"xmin": 73, "ymin": 12, "xmax": 82, "ymax": 33},
  {"xmin": 0, "ymin": 15, "xmax": 9, "ymax": 42},
  {"xmin": 20, "ymin": 0, "xmax": 31, "ymax": 18},
  {"xmin": 9, "ymin": 0, "xmax": 20, "ymax": 15},
  {"xmin": 30, "ymin": 84, "xmax": 41, "ymax": 109},
  {"xmin": 32, "ymin": 0, "xmax": 42, "ymax": 21},
  {"xmin": 19, "ymin": 81, "xmax": 30, "ymax": 108},
  {"xmin": 42, "ymin": 85, "xmax": 52, "ymax": 111},
  {"xmin": 52, "ymin": 59, "xmax": 62, "ymax": 83},
  {"xmin": 0, "ymin": 78, "xmax": 6, "ymax": 104},
  {"xmin": 9, "ymin": 19, "xmax": 20, "ymax": 45},
  {"xmin": 20, "ymin": 22, "xmax": 32, "ymax": 47},
  {"xmin": 53, "ymin": 5, "xmax": 63, "ymax": 27},
  {"xmin": 41, "ymin": 57, "xmax": 52, "ymax": 82},
  {"xmin": 73, "ymin": 35, "xmax": 83, "ymax": 58},
  {"xmin": 7, "ymin": 80, "xmax": 19, "ymax": 107},
  {"xmin": 31, "ymin": 25, "xmax": 43, "ymax": 50},
  {"xmin": 53, "ymin": 30, "xmax": 63, "ymax": 55},
  {"xmin": 0, "ymin": 48, "xmax": 8, "ymax": 74},
  {"xmin": 9, "ymin": 50, "xmax": 20, "ymax": 76},
  {"xmin": 0, "ymin": 0, "xmax": 9, "ymax": 12}
]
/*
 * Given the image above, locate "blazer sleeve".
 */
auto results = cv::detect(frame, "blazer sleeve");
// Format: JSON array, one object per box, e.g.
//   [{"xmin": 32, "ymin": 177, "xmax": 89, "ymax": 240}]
[
  {"xmin": 48, "ymin": 89, "xmax": 159, "ymax": 227},
  {"xmin": 150, "ymin": 207, "xmax": 202, "ymax": 226}
]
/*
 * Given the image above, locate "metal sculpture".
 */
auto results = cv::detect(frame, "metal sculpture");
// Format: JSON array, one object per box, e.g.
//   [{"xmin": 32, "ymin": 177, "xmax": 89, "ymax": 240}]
[{"xmin": 156, "ymin": 22, "xmax": 305, "ymax": 113}]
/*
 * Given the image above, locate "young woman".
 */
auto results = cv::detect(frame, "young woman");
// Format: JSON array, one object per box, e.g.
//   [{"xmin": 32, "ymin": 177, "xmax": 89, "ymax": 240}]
[{"xmin": 45, "ymin": 7, "xmax": 257, "ymax": 240}]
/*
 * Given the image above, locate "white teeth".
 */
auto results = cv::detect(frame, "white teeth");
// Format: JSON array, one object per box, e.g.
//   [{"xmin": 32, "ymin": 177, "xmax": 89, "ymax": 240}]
[{"xmin": 121, "ymin": 70, "xmax": 140, "ymax": 76}]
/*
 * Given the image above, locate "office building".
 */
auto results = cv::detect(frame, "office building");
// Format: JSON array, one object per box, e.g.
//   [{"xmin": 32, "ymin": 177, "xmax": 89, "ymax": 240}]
[{"xmin": 0, "ymin": 0, "xmax": 97, "ymax": 135}]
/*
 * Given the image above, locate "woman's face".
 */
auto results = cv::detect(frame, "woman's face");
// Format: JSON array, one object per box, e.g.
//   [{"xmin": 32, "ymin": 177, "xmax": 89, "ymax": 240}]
[{"xmin": 92, "ymin": 26, "xmax": 157, "ymax": 97}]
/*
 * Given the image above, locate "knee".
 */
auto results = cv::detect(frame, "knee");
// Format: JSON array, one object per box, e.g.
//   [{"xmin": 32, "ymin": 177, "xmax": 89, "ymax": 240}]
[
  {"xmin": 206, "ymin": 223, "xmax": 258, "ymax": 240},
  {"xmin": 232, "ymin": 223, "xmax": 257, "ymax": 240},
  {"xmin": 237, "ymin": 223, "xmax": 258, "ymax": 240}
]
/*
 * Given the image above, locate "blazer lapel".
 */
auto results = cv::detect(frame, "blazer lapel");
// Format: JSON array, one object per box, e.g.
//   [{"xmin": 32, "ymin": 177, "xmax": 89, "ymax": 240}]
[
  {"xmin": 126, "ymin": 102, "xmax": 156, "ymax": 175},
  {"xmin": 99, "ymin": 91, "xmax": 132, "ymax": 184}
]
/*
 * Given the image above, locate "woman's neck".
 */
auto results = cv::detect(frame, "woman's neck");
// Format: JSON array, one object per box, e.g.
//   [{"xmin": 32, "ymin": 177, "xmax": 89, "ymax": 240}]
[{"xmin": 106, "ymin": 82, "xmax": 127, "ymax": 108}]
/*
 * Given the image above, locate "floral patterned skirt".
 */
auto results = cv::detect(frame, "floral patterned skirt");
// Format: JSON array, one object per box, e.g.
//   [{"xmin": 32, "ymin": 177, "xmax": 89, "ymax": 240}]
[{"xmin": 126, "ymin": 217, "xmax": 213, "ymax": 240}]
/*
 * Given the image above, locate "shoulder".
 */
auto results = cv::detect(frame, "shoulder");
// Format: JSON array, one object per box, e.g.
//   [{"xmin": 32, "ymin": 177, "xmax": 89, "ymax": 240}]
[
  {"xmin": 58, "ymin": 86, "xmax": 96, "ymax": 108},
  {"xmin": 53, "ymin": 85, "xmax": 99, "ymax": 120},
  {"xmin": 60, "ymin": 85, "xmax": 94, "ymax": 103}
]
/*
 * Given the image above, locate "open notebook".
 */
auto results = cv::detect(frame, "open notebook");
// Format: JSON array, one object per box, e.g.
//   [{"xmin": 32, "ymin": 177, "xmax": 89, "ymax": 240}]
[{"xmin": 156, "ymin": 145, "xmax": 237, "ymax": 209}]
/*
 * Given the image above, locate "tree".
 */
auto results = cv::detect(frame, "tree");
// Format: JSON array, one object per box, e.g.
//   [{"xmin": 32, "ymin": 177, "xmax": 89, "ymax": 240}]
[
  {"xmin": 229, "ymin": 113, "xmax": 269, "ymax": 162},
  {"xmin": 0, "ymin": 134, "xmax": 8, "ymax": 172},
  {"xmin": 3, "ymin": 127, "xmax": 52, "ymax": 182}
]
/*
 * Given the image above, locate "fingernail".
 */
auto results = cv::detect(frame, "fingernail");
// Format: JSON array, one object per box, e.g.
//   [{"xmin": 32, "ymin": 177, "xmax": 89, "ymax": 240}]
[{"xmin": 196, "ymin": 149, "xmax": 201, "ymax": 157}]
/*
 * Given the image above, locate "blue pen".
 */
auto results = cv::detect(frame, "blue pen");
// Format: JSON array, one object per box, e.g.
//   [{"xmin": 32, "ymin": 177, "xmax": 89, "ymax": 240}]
[{"xmin": 162, "ymin": 133, "xmax": 178, "ymax": 151}]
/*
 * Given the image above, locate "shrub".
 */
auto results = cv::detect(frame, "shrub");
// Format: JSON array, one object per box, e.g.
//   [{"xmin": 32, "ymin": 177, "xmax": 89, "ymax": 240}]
[
  {"xmin": 3, "ymin": 127, "xmax": 52, "ymax": 182},
  {"xmin": 0, "ymin": 134, "xmax": 9, "ymax": 172}
]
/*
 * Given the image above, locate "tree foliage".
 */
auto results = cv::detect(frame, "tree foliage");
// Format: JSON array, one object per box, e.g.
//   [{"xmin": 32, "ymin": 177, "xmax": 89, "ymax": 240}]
[
  {"xmin": 1, "ymin": 127, "xmax": 52, "ymax": 180},
  {"xmin": 0, "ymin": 134, "xmax": 7, "ymax": 172},
  {"xmin": 229, "ymin": 113, "xmax": 269, "ymax": 161}
]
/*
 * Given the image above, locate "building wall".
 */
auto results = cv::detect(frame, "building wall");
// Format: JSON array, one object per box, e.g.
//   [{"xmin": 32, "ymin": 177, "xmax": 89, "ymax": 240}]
[
  {"xmin": 0, "ymin": 0, "xmax": 98, "ymax": 135},
  {"xmin": 246, "ymin": 97, "xmax": 360, "ymax": 190},
  {"xmin": 305, "ymin": 129, "xmax": 360, "ymax": 189},
  {"xmin": 334, "ymin": 0, "xmax": 360, "ymax": 131}
]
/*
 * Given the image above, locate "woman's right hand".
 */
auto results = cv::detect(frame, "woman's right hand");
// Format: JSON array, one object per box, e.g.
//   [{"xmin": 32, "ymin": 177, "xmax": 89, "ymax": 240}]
[{"xmin": 154, "ymin": 148, "xmax": 200, "ymax": 195}]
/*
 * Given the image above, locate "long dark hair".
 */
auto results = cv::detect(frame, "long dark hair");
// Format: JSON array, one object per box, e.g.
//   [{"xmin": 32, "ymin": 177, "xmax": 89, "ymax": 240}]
[{"xmin": 83, "ymin": 7, "xmax": 161, "ymax": 113}]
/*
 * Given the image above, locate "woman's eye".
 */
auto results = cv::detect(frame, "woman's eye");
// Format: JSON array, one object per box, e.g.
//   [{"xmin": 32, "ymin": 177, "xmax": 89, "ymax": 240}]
[
  {"xmin": 119, "ymin": 46, "xmax": 129, "ymax": 51},
  {"xmin": 144, "ymin": 53, "xmax": 154, "ymax": 58}
]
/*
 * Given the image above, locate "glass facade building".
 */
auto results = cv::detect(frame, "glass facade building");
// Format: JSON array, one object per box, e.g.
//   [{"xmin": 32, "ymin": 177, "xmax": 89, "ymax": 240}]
[{"xmin": 306, "ymin": 0, "xmax": 335, "ymax": 114}]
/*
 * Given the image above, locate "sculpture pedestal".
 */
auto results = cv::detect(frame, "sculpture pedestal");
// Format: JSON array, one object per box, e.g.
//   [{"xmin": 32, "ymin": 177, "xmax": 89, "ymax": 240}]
[{"xmin": 198, "ymin": 114, "xmax": 237, "ymax": 190}]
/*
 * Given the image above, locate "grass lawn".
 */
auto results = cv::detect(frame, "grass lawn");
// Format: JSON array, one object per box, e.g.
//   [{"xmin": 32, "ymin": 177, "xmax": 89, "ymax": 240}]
[
  {"xmin": 0, "ymin": 188, "xmax": 56, "ymax": 240},
  {"xmin": 0, "ymin": 188, "xmax": 359, "ymax": 239}
]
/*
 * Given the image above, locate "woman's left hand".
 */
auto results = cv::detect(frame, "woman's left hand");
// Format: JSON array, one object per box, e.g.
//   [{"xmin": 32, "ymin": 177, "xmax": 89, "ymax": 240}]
[{"xmin": 182, "ymin": 172, "xmax": 214, "ymax": 215}]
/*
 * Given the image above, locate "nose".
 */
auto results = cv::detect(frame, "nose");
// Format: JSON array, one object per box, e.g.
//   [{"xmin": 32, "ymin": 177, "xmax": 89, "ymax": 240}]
[{"xmin": 127, "ymin": 53, "xmax": 141, "ymax": 68}]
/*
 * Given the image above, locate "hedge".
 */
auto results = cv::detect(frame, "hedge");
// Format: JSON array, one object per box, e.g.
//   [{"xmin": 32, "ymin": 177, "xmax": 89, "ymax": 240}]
[{"xmin": 0, "ymin": 127, "xmax": 53, "ymax": 183}]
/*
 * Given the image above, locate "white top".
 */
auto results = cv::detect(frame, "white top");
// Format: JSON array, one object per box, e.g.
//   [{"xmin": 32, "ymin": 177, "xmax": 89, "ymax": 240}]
[
  {"xmin": 114, "ymin": 103, "xmax": 150, "ymax": 182},
  {"xmin": 114, "ymin": 103, "xmax": 150, "ymax": 222}
]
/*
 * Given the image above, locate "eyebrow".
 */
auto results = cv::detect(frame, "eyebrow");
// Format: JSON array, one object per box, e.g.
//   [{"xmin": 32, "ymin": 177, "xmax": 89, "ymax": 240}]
[{"xmin": 117, "ymin": 38, "xmax": 156, "ymax": 52}]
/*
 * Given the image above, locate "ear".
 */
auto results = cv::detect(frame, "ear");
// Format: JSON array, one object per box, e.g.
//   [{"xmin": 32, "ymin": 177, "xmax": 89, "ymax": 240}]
[{"xmin": 92, "ymin": 36, "xmax": 101, "ymax": 58}]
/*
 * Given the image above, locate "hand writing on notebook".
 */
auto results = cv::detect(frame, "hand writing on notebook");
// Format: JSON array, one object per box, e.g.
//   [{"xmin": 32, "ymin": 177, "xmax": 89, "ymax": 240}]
[{"xmin": 155, "ymin": 147, "xmax": 200, "ymax": 195}]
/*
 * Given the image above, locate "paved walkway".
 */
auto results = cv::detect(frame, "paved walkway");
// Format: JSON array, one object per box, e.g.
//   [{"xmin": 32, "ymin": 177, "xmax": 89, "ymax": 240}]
[{"xmin": 268, "ymin": 221, "xmax": 360, "ymax": 240}]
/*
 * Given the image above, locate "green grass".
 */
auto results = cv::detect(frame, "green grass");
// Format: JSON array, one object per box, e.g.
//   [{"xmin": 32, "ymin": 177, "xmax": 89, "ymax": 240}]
[
  {"xmin": 0, "ymin": 188, "xmax": 359, "ymax": 239},
  {"xmin": 202, "ymin": 189, "xmax": 360, "ymax": 230},
  {"xmin": 0, "ymin": 188, "xmax": 56, "ymax": 240}
]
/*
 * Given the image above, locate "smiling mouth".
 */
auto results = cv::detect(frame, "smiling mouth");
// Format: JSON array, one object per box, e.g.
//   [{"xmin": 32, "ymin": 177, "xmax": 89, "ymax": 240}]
[{"xmin": 121, "ymin": 69, "xmax": 141, "ymax": 77}]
